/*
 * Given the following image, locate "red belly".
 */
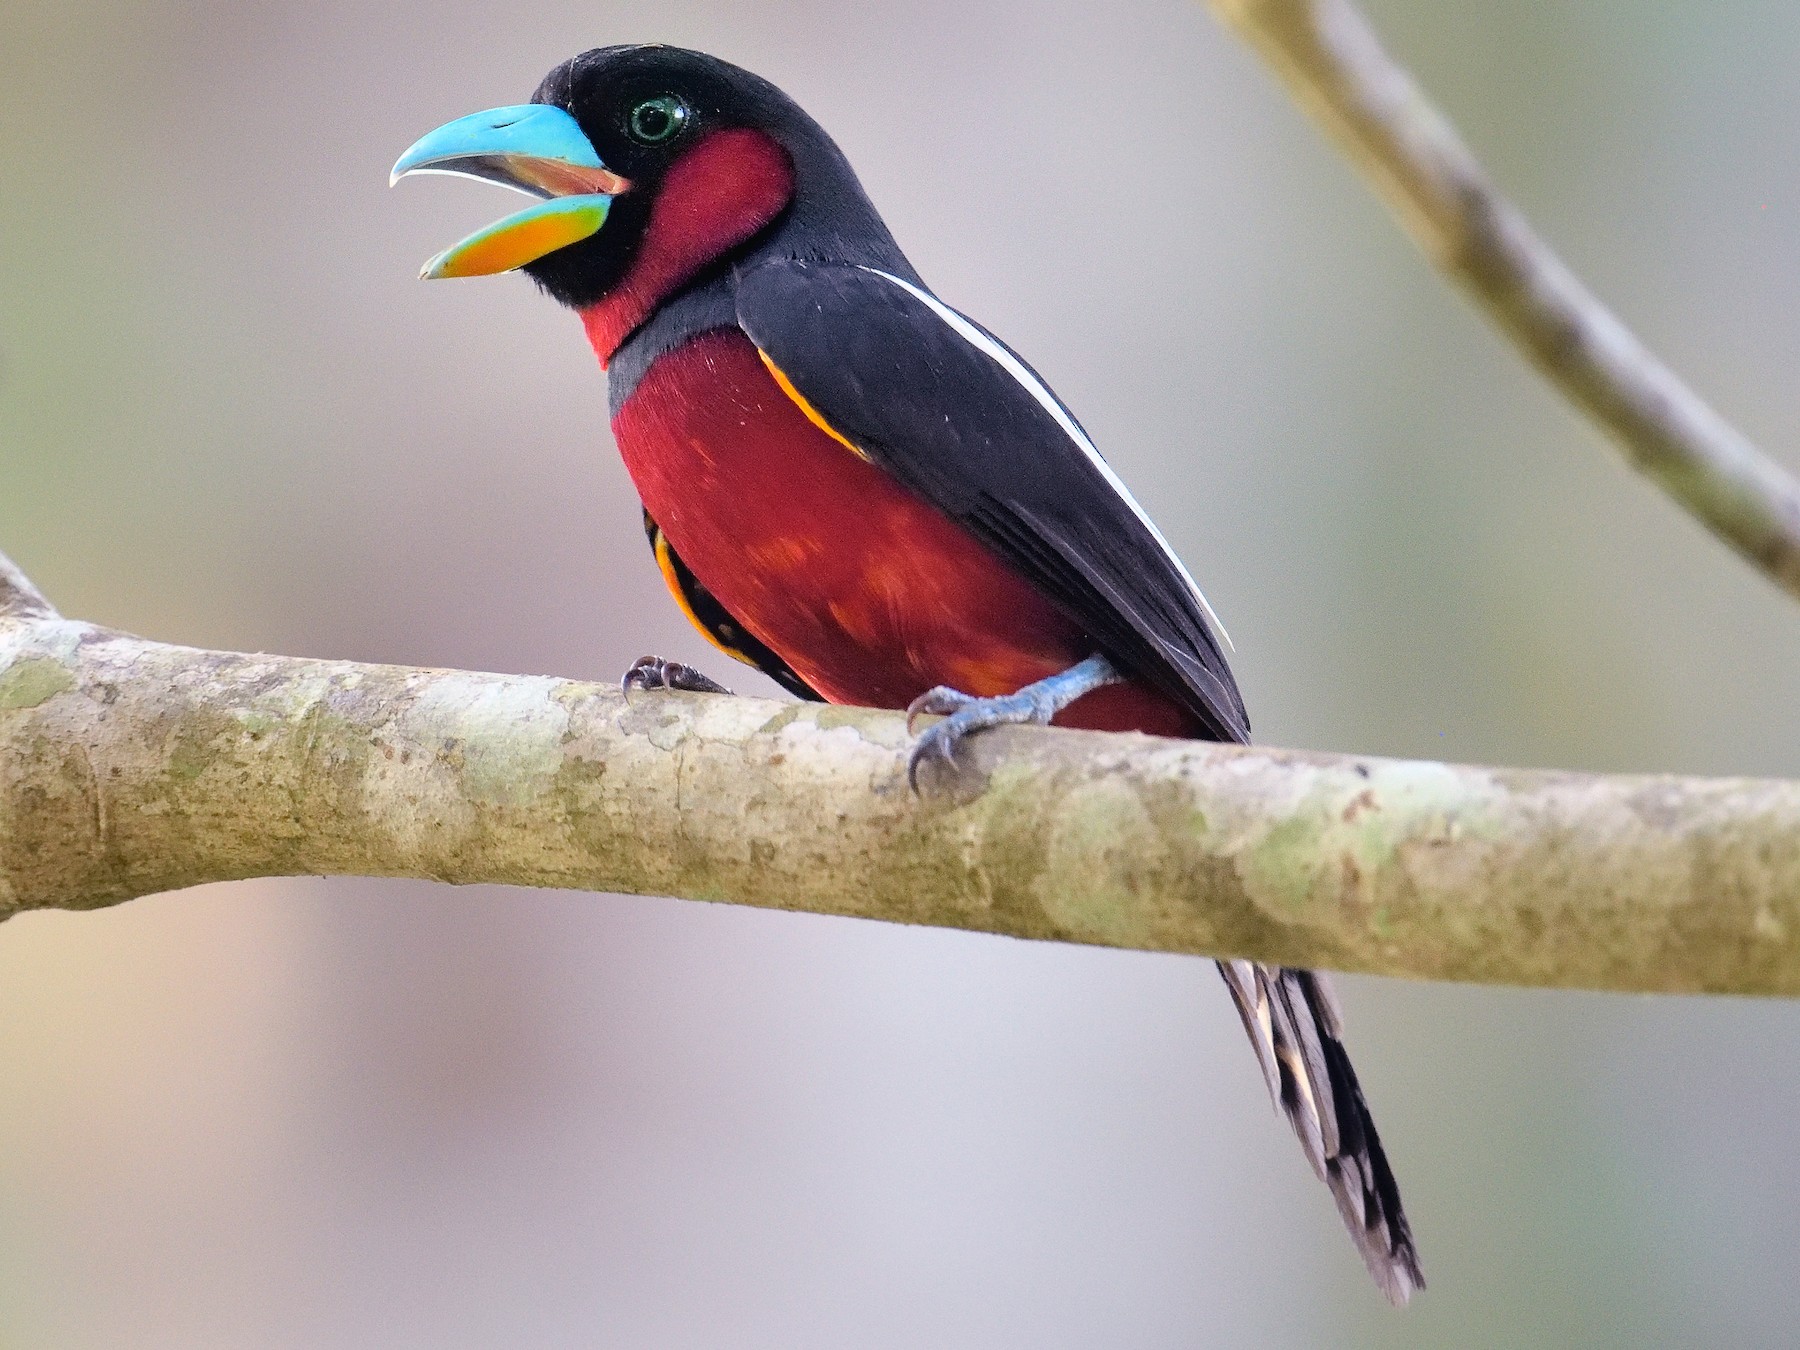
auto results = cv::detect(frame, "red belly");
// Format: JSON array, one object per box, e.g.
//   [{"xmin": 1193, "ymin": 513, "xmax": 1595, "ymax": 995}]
[{"xmin": 612, "ymin": 328, "xmax": 1195, "ymax": 737}]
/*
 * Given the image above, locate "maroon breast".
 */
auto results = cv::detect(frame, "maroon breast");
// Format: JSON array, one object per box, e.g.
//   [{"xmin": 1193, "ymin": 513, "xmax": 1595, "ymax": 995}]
[{"xmin": 609, "ymin": 327, "xmax": 1197, "ymax": 737}]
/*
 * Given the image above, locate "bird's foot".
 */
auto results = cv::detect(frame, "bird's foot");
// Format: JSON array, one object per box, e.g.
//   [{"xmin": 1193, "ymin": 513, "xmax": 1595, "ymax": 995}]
[
  {"xmin": 620, "ymin": 655, "xmax": 734, "ymax": 697},
  {"xmin": 904, "ymin": 653, "xmax": 1119, "ymax": 791}
]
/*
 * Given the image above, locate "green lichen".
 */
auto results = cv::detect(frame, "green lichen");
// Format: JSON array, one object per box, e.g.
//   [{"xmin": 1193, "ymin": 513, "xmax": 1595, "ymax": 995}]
[
  {"xmin": 402, "ymin": 677, "xmax": 569, "ymax": 806},
  {"xmin": 1239, "ymin": 813, "xmax": 1324, "ymax": 914},
  {"xmin": 1033, "ymin": 774, "xmax": 1169, "ymax": 947},
  {"xmin": 236, "ymin": 710, "xmax": 278, "ymax": 737},
  {"xmin": 0, "ymin": 656, "xmax": 75, "ymax": 710},
  {"xmin": 757, "ymin": 704, "xmax": 804, "ymax": 737},
  {"xmin": 812, "ymin": 705, "xmax": 873, "ymax": 733},
  {"xmin": 1232, "ymin": 758, "xmax": 1508, "ymax": 926},
  {"xmin": 167, "ymin": 732, "xmax": 212, "ymax": 784}
]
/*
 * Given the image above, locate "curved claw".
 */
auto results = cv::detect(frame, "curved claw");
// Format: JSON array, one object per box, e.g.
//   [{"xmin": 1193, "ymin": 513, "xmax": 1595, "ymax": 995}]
[
  {"xmin": 903, "ymin": 655, "xmax": 1122, "ymax": 794},
  {"xmin": 904, "ymin": 685, "xmax": 1057, "ymax": 791},
  {"xmin": 904, "ymin": 684, "xmax": 980, "ymax": 734},
  {"xmin": 906, "ymin": 717, "xmax": 969, "ymax": 792},
  {"xmin": 621, "ymin": 655, "xmax": 734, "ymax": 698}
]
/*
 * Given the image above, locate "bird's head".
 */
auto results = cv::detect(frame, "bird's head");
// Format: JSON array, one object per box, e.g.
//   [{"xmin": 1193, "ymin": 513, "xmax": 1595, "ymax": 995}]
[{"xmin": 393, "ymin": 45, "xmax": 897, "ymax": 351}]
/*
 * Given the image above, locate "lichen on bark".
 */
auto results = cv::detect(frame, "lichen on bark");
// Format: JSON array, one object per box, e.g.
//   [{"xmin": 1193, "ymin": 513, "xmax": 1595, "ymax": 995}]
[{"xmin": 6, "ymin": 603, "xmax": 1798, "ymax": 994}]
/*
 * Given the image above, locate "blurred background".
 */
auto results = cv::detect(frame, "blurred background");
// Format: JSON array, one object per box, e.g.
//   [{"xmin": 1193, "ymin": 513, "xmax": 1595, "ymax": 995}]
[{"xmin": 4, "ymin": 0, "xmax": 1800, "ymax": 1344}]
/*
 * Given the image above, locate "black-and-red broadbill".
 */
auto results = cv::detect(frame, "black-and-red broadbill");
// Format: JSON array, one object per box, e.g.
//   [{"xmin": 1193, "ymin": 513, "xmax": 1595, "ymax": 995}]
[{"xmin": 393, "ymin": 44, "xmax": 1422, "ymax": 1302}]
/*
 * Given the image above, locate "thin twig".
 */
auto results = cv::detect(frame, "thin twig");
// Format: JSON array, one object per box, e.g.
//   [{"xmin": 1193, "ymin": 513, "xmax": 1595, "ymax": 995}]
[
  {"xmin": 2, "ymin": 614, "xmax": 1798, "ymax": 994},
  {"xmin": 0, "ymin": 549, "xmax": 54, "ymax": 620},
  {"xmin": 1207, "ymin": 0, "xmax": 1800, "ymax": 599}
]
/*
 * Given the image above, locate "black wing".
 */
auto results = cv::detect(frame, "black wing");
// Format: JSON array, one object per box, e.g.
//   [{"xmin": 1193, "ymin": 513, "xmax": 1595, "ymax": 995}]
[
  {"xmin": 737, "ymin": 263, "xmax": 1425, "ymax": 1297},
  {"xmin": 735, "ymin": 259, "xmax": 1247, "ymax": 743},
  {"xmin": 643, "ymin": 509, "xmax": 823, "ymax": 702}
]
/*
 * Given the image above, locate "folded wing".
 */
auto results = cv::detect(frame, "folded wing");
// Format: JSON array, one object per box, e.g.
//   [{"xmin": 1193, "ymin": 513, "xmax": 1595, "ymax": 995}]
[{"xmin": 735, "ymin": 259, "xmax": 1248, "ymax": 744}]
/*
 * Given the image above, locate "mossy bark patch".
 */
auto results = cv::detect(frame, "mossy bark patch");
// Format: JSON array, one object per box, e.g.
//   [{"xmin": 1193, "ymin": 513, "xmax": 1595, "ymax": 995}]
[
  {"xmin": 4, "ymin": 613, "xmax": 1800, "ymax": 993},
  {"xmin": 0, "ymin": 656, "xmax": 75, "ymax": 709}
]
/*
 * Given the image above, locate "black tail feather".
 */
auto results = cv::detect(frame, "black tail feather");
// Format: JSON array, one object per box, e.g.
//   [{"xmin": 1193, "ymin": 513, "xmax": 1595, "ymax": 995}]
[{"xmin": 1217, "ymin": 961, "xmax": 1423, "ymax": 1304}]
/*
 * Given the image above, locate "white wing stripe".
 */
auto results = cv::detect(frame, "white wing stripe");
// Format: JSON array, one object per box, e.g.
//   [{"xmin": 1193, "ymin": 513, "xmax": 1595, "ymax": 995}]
[{"xmin": 862, "ymin": 267, "xmax": 1232, "ymax": 650}]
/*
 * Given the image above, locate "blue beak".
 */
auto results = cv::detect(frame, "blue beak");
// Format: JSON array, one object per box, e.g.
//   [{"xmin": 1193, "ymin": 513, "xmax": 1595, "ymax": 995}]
[{"xmin": 390, "ymin": 104, "xmax": 631, "ymax": 279}]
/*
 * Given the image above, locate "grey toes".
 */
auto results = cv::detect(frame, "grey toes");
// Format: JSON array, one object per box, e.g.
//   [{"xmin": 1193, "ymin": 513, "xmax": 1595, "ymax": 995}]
[{"xmin": 621, "ymin": 655, "xmax": 734, "ymax": 697}]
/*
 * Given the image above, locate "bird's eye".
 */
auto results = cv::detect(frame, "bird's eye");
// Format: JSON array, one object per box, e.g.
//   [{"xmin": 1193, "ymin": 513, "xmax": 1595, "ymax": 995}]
[{"xmin": 627, "ymin": 94, "xmax": 690, "ymax": 146}]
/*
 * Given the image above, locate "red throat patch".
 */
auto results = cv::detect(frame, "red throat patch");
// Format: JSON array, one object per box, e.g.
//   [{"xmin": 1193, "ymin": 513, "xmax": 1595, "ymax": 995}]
[{"xmin": 578, "ymin": 128, "xmax": 795, "ymax": 362}]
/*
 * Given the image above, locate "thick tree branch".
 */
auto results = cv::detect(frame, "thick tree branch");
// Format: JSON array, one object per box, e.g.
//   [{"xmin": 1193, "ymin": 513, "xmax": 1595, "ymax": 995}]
[
  {"xmin": 4, "ymin": 603, "xmax": 1798, "ymax": 995},
  {"xmin": 1207, "ymin": 0, "xmax": 1800, "ymax": 601}
]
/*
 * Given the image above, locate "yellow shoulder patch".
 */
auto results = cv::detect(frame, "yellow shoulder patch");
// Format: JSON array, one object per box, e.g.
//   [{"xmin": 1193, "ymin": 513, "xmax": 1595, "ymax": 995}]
[{"xmin": 757, "ymin": 349, "xmax": 871, "ymax": 461}]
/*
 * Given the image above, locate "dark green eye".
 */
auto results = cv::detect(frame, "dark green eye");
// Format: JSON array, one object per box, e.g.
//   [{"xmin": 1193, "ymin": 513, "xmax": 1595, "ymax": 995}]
[{"xmin": 627, "ymin": 94, "xmax": 689, "ymax": 146}]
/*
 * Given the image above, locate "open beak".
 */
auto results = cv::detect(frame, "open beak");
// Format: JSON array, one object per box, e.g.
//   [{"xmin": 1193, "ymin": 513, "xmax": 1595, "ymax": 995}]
[{"xmin": 390, "ymin": 103, "xmax": 631, "ymax": 279}]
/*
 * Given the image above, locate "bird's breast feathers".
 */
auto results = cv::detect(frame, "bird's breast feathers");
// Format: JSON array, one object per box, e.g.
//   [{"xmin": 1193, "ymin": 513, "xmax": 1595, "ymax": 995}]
[{"xmin": 610, "ymin": 324, "xmax": 1196, "ymax": 736}]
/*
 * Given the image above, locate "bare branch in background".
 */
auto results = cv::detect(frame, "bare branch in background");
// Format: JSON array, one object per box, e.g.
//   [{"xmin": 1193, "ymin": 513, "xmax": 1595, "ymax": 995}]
[
  {"xmin": 4, "ymin": 595, "xmax": 1798, "ymax": 995},
  {"xmin": 1207, "ymin": 0, "xmax": 1800, "ymax": 601}
]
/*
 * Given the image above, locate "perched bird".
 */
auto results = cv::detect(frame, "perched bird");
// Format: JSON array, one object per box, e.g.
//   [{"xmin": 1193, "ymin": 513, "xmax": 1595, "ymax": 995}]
[{"xmin": 393, "ymin": 44, "xmax": 1422, "ymax": 1302}]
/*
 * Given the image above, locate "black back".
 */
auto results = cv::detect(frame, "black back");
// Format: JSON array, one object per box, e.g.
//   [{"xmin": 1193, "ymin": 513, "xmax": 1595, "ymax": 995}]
[{"xmin": 735, "ymin": 258, "xmax": 1248, "ymax": 742}]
